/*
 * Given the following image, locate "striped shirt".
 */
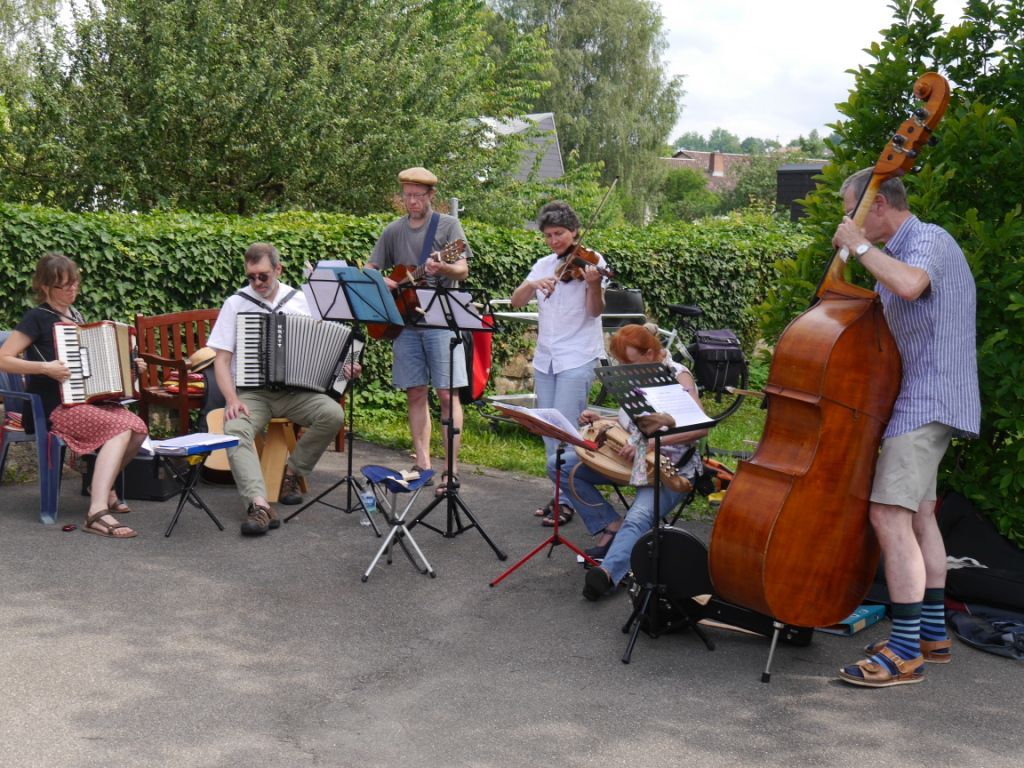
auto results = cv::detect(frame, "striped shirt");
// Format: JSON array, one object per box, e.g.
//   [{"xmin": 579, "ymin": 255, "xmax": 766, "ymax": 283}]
[{"xmin": 879, "ymin": 215, "xmax": 980, "ymax": 439}]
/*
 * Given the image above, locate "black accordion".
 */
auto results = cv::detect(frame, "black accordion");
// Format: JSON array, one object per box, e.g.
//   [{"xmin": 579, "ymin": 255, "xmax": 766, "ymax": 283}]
[{"xmin": 234, "ymin": 313, "xmax": 354, "ymax": 394}]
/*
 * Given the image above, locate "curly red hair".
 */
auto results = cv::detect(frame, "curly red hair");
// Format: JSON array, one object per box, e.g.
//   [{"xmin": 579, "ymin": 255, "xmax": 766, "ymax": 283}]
[{"xmin": 609, "ymin": 323, "xmax": 662, "ymax": 364}]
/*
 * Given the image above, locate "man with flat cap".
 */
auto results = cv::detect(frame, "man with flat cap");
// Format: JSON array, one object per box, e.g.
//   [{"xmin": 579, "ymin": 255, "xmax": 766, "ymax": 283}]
[{"xmin": 367, "ymin": 166, "xmax": 472, "ymax": 494}]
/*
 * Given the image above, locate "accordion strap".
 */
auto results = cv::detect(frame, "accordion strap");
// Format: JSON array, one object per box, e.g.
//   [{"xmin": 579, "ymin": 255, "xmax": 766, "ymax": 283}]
[{"xmin": 236, "ymin": 288, "xmax": 298, "ymax": 313}]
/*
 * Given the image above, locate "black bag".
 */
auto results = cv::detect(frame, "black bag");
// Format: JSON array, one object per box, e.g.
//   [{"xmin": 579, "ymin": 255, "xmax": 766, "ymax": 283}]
[{"xmin": 690, "ymin": 329, "xmax": 744, "ymax": 393}]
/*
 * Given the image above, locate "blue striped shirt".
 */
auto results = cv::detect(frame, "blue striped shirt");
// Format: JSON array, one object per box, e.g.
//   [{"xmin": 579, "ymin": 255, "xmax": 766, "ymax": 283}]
[{"xmin": 879, "ymin": 215, "xmax": 980, "ymax": 439}]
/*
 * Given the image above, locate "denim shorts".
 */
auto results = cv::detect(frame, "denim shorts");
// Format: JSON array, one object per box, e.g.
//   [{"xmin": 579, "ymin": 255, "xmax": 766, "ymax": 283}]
[
  {"xmin": 870, "ymin": 422, "xmax": 953, "ymax": 511},
  {"xmin": 392, "ymin": 327, "xmax": 468, "ymax": 390}
]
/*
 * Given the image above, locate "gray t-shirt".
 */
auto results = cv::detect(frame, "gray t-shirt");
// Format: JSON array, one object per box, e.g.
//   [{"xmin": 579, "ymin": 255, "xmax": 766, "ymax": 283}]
[{"xmin": 368, "ymin": 212, "xmax": 471, "ymax": 288}]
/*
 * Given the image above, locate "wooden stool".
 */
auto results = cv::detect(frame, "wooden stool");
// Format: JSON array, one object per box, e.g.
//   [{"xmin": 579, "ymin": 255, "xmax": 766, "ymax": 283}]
[{"xmin": 259, "ymin": 418, "xmax": 309, "ymax": 503}]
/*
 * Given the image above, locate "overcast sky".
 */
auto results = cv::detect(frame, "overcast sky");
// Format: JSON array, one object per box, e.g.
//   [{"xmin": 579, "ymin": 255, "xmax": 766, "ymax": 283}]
[{"xmin": 654, "ymin": 0, "xmax": 966, "ymax": 145}]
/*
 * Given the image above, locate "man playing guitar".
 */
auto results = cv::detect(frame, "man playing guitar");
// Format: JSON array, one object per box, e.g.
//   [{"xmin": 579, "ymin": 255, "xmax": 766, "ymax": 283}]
[{"xmin": 366, "ymin": 166, "xmax": 472, "ymax": 495}]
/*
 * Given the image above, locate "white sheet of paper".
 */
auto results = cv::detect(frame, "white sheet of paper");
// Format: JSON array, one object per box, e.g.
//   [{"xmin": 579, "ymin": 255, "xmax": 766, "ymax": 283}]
[
  {"xmin": 639, "ymin": 385, "xmax": 711, "ymax": 429},
  {"xmin": 497, "ymin": 402, "xmax": 584, "ymax": 440}
]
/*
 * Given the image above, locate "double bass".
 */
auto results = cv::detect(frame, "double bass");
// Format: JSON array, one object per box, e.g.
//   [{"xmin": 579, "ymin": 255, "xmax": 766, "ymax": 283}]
[{"xmin": 708, "ymin": 73, "xmax": 951, "ymax": 628}]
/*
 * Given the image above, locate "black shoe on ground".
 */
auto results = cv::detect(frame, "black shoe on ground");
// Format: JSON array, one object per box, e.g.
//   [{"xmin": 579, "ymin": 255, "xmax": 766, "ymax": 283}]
[
  {"xmin": 279, "ymin": 472, "xmax": 304, "ymax": 505},
  {"xmin": 242, "ymin": 503, "xmax": 274, "ymax": 536},
  {"xmin": 583, "ymin": 567, "xmax": 613, "ymax": 602}
]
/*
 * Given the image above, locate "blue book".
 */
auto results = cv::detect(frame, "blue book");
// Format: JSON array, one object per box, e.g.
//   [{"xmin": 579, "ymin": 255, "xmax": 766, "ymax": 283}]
[{"xmin": 817, "ymin": 604, "xmax": 887, "ymax": 636}]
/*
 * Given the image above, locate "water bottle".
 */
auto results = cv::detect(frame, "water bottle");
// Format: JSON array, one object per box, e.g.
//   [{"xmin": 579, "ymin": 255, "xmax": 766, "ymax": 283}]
[{"xmin": 359, "ymin": 489, "xmax": 376, "ymax": 526}]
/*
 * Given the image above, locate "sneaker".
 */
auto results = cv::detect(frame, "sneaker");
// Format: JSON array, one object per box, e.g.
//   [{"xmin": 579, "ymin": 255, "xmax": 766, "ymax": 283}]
[
  {"xmin": 279, "ymin": 472, "xmax": 304, "ymax": 505},
  {"xmin": 241, "ymin": 503, "xmax": 273, "ymax": 536}
]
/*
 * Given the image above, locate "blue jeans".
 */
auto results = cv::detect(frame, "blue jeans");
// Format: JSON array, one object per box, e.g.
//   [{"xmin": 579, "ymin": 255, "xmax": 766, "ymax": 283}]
[
  {"xmin": 392, "ymin": 327, "xmax": 467, "ymax": 390},
  {"xmin": 534, "ymin": 359, "xmax": 598, "ymax": 488},
  {"xmin": 555, "ymin": 452, "xmax": 687, "ymax": 586}
]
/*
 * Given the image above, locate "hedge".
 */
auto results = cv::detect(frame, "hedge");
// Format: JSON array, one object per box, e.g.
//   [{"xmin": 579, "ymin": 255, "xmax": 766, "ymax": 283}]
[{"xmin": 0, "ymin": 202, "xmax": 808, "ymax": 399}]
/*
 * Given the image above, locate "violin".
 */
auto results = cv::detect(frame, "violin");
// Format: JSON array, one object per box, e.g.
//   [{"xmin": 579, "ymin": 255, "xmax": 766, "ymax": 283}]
[{"xmin": 554, "ymin": 244, "xmax": 614, "ymax": 282}]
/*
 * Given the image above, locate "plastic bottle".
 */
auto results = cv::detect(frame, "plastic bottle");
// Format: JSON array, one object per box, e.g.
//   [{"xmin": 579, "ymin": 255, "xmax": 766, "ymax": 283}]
[{"xmin": 359, "ymin": 489, "xmax": 376, "ymax": 526}]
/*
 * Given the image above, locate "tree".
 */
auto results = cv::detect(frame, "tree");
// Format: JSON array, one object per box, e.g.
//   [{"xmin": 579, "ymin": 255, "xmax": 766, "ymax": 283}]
[
  {"xmin": 719, "ymin": 151, "xmax": 797, "ymax": 212},
  {"xmin": 656, "ymin": 166, "xmax": 720, "ymax": 222},
  {"xmin": 761, "ymin": 0, "xmax": 1024, "ymax": 544},
  {"xmin": 706, "ymin": 127, "xmax": 743, "ymax": 153},
  {"xmin": 0, "ymin": 1, "xmax": 549, "ymax": 215},
  {"xmin": 494, "ymin": 0, "xmax": 684, "ymax": 222},
  {"xmin": 673, "ymin": 130, "xmax": 708, "ymax": 151},
  {"xmin": 787, "ymin": 128, "xmax": 829, "ymax": 158}
]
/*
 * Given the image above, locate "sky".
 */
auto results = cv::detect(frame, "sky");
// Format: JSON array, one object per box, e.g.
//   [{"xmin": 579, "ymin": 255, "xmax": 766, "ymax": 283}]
[{"xmin": 653, "ymin": 0, "xmax": 966, "ymax": 145}]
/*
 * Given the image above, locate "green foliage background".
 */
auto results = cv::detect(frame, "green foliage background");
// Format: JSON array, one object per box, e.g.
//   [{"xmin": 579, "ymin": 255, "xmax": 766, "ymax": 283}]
[
  {"xmin": 760, "ymin": 0, "xmax": 1024, "ymax": 545},
  {"xmin": 0, "ymin": 200, "xmax": 806, "ymax": 407}
]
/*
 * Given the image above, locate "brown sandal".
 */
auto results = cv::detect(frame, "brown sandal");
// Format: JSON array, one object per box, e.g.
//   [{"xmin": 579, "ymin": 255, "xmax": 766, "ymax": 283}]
[
  {"xmin": 838, "ymin": 646, "xmax": 924, "ymax": 687},
  {"xmin": 864, "ymin": 637, "xmax": 952, "ymax": 664},
  {"xmin": 82, "ymin": 508, "xmax": 137, "ymax": 539}
]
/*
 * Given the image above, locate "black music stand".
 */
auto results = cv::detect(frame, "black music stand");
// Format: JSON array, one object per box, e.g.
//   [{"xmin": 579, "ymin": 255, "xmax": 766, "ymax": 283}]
[
  {"xmin": 488, "ymin": 406, "xmax": 602, "ymax": 586},
  {"xmin": 591, "ymin": 362, "xmax": 716, "ymax": 663},
  {"xmin": 404, "ymin": 286, "xmax": 506, "ymax": 561},
  {"xmin": 283, "ymin": 266, "xmax": 403, "ymax": 531}
]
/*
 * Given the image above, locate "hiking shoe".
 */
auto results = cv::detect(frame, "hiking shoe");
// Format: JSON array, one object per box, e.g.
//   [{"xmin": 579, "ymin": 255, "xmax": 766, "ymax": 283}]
[
  {"xmin": 279, "ymin": 472, "xmax": 304, "ymax": 505},
  {"xmin": 241, "ymin": 503, "xmax": 274, "ymax": 536}
]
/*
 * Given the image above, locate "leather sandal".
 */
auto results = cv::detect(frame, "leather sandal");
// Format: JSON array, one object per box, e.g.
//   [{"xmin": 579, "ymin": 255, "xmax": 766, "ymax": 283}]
[
  {"xmin": 541, "ymin": 503, "xmax": 573, "ymax": 526},
  {"xmin": 82, "ymin": 508, "xmax": 137, "ymax": 539},
  {"xmin": 864, "ymin": 637, "xmax": 952, "ymax": 664},
  {"xmin": 838, "ymin": 646, "xmax": 925, "ymax": 687}
]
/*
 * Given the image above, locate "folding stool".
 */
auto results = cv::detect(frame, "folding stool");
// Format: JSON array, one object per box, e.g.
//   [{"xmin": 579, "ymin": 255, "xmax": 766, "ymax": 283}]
[{"xmin": 359, "ymin": 465, "xmax": 436, "ymax": 582}]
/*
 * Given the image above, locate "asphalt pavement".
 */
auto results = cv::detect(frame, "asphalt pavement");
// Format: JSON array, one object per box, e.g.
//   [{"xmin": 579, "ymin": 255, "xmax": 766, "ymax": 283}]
[{"xmin": 1, "ymin": 438, "xmax": 1022, "ymax": 768}]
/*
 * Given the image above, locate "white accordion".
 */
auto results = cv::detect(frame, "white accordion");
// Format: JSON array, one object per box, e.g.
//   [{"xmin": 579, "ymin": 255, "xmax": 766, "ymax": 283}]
[
  {"xmin": 53, "ymin": 321, "xmax": 138, "ymax": 405},
  {"xmin": 234, "ymin": 313, "xmax": 354, "ymax": 394}
]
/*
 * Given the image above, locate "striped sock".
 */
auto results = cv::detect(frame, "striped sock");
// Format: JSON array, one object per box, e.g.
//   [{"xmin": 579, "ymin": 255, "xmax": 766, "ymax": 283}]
[
  {"xmin": 920, "ymin": 587, "xmax": 948, "ymax": 641},
  {"xmin": 869, "ymin": 602, "xmax": 922, "ymax": 674}
]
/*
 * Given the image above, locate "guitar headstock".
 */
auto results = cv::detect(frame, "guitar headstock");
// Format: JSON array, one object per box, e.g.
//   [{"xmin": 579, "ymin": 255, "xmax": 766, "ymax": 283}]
[
  {"xmin": 435, "ymin": 239, "xmax": 467, "ymax": 264},
  {"xmin": 871, "ymin": 72, "xmax": 950, "ymax": 180}
]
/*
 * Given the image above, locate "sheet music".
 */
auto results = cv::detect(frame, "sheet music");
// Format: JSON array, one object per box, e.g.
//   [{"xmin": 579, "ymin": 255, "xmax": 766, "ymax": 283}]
[
  {"xmin": 495, "ymin": 403, "xmax": 584, "ymax": 441},
  {"xmin": 150, "ymin": 432, "xmax": 240, "ymax": 455},
  {"xmin": 415, "ymin": 289, "xmax": 491, "ymax": 331},
  {"xmin": 638, "ymin": 385, "xmax": 711, "ymax": 429}
]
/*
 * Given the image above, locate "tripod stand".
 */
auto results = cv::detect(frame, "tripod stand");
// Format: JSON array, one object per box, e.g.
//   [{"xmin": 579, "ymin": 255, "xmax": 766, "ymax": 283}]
[
  {"xmin": 589, "ymin": 362, "xmax": 716, "ymax": 663},
  {"xmin": 490, "ymin": 440, "xmax": 597, "ymax": 587},
  {"xmin": 405, "ymin": 286, "xmax": 506, "ymax": 561},
  {"xmin": 283, "ymin": 265, "xmax": 403, "ymax": 535}
]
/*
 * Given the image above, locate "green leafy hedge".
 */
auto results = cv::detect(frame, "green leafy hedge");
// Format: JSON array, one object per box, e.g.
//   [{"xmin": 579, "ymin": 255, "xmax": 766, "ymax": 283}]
[{"xmin": 0, "ymin": 201, "xmax": 807, "ymax": 406}]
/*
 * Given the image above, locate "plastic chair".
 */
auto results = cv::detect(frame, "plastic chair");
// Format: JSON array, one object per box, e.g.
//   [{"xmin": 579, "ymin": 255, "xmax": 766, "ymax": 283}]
[
  {"xmin": 360, "ymin": 465, "xmax": 436, "ymax": 582},
  {"xmin": 0, "ymin": 355, "xmax": 66, "ymax": 524}
]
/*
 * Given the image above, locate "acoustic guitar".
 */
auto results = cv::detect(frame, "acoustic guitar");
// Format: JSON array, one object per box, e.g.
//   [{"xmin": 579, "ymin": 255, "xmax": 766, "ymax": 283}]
[
  {"xmin": 200, "ymin": 408, "xmax": 235, "ymax": 484},
  {"xmin": 366, "ymin": 239, "xmax": 467, "ymax": 340}
]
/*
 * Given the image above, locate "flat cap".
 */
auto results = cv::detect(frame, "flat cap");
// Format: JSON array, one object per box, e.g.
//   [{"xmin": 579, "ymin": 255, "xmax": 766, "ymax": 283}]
[{"xmin": 398, "ymin": 166, "xmax": 438, "ymax": 187}]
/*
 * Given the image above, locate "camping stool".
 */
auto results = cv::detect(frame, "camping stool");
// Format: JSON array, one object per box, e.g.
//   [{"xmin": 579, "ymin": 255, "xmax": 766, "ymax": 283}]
[{"xmin": 360, "ymin": 464, "xmax": 437, "ymax": 582}]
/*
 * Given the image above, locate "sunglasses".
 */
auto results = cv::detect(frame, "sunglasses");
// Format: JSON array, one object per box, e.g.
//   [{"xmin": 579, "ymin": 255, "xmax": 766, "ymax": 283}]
[{"xmin": 245, "ymin": 272, "xmax": 273, "ymax": 284}]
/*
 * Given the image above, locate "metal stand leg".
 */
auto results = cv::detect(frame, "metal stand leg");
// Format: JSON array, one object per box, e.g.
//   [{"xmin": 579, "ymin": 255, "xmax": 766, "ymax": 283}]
[
  {"xmin": 761, "ymin": 621, "xmax": 784, "ymax": 683},
  {"xmin": 362, "ymin": 484, "xmax": 435, "ymax": 582}
]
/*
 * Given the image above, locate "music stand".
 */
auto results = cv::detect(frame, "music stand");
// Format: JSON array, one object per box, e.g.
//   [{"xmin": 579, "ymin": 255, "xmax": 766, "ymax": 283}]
[
  {"xmin": 591, "ymin": 362, "xmax": 716, "ymax": 663},
  {"xmin": 283, "ymin": 266, "xmax": 403, "ymax": 530},
  {"xmin": 488, "ymin": 405, "xmax": 603, "ymax": 587},
  {"xmin": 403, "ymin": 286, "xmax": 506, "ymax": 561}
]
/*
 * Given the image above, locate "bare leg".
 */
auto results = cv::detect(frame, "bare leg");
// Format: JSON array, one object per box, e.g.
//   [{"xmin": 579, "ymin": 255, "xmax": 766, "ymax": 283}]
[
  {"xmin": 913, "ymin": 499, "xmax": 947, "ymax": 590},
  {"xmin": 406, "ymin": 385, "xmax": 432, "ymax": 469},
  {"xmin": 87, "ymin": 430, "xmax": 136, "ymax": 536},
  {"xmin": 870, "ymin": 501, "xmax": 924, "ymax": 603},
  {"xmin": 435, "ymin": 388, "xmax": 462, "ymax": 476}
]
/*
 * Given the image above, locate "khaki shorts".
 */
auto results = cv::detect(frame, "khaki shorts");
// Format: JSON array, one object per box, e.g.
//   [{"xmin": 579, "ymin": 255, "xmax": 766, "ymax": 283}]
[{"xmin": 870, "ymin": 422, "xmax": 953, "ymax": 512}]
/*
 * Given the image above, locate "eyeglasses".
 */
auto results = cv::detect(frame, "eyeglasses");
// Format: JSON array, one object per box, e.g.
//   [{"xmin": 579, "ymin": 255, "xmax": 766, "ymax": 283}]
[
  {"xmin": 245, "ymin": 272, "xmax": 273, "ymax": 284},
  {"xmin": 402, "ymin": 191, "xmax": 431, "ymax": 200},
  {"xmin": 53, "ymin": 281, "xmax": 79, "ymax": 291}
]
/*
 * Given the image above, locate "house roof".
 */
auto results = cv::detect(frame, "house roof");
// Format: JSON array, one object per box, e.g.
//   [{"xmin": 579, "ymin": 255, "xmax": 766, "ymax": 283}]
[
  {"xmin": 662, "ymin": 149, "xmax": 752, "ymax": 193},
  {"xmin": 480, "ymin": 112, "xmax": 564, "ymax": 182}
]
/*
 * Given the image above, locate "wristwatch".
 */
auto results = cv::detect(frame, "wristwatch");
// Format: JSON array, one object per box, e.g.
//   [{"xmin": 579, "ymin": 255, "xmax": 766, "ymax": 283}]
[{"xmin": 855, "ymin": 242, "xmax": 871, "ymax": 259}]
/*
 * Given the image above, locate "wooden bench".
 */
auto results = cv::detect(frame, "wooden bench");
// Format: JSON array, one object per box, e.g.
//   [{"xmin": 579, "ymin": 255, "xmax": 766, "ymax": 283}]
[{"xmin": 135, "ymin": 309, "xmax": 220, "ymax": 435}]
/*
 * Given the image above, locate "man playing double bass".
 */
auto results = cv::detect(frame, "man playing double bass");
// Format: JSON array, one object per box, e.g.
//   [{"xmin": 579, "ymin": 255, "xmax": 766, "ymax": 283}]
[{"xmin": 832, "ymin": 168, "xmax": 980, "ymax": 688}]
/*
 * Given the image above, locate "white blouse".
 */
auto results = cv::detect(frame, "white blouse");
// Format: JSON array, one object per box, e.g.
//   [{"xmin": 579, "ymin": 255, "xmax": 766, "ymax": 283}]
[{"xmin": 526, "ymin": 252, "xmax": 607, "ymax": 374}]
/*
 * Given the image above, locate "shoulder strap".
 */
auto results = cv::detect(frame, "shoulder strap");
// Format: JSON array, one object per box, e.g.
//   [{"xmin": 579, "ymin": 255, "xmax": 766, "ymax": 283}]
[
  {"xmin": 418, "ymin": 213, "xmax": 441, "ymax": 265},
  {"xmin": 235, "ymin": 288, "xmax": 298, "ymax": 313}
]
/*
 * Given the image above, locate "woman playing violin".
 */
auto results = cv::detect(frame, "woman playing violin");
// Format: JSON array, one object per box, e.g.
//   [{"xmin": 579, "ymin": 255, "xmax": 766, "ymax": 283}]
[{"xmin": 510, "ymin": 201, "xmax": 607, "ymax": 526}]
